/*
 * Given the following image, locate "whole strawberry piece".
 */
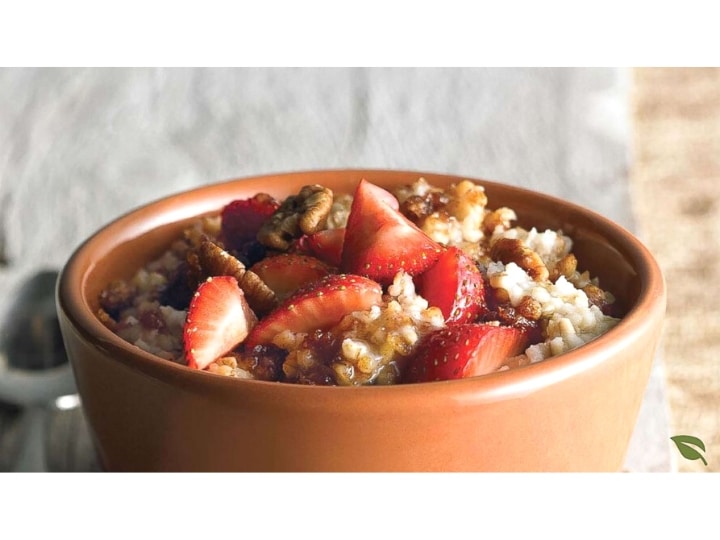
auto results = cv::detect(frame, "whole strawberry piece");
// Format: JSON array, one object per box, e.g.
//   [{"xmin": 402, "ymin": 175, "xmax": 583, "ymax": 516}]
[
  {"xmin": 246, "ymin": 273, "xmax": 382, "ymax": 347},
  {"xmin": 250, "ymin": 253, "xmax": 336, "ymax": 301},
  {"xmin": 416, "ymin": 246, "xmax": 486, "ymax": 324},
  {"xmin": 221, "ymin": 193, "xmax": 280, "ymax": 250},
  {"xmin": 402, "ymin": 323, "xmax": 530, "ymax": 383},
  {"xmin": 183, "ymin": 276, "xmax": 258, "ymax": 370},
  {"xmin": 341, "ymin": 179, "xmax": 443, "ymax": 285}
]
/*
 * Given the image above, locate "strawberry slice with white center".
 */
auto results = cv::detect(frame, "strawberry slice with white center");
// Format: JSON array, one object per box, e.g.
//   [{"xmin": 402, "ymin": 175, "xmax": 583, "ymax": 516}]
[
  {"xmin": 184, "ymin": 276, "xmax": 258, "ymax": 370},
  {"xmin": 402, "ymin": 323, "xmax": 531, "ymax": 383},
  {"xmin": 250, "ymin": 253, "xmax": 336, "ymax": 301},
  {"xmin": 341, "ymin": 179, "xmax": 443, "ymax": 285},
  {"xmin": 416, "ymin": 246, "xmax": 486, "ymax": 324},
  {"xmin": 245, "ymin": 273, "xmax": 382, "ymax": 347}
]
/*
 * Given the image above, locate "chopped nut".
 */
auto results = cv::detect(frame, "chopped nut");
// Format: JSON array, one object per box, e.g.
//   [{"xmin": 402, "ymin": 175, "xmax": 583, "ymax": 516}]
[
  {"xmin": 400, "ymin": 195, "xmax": 434, "ymax": 222},
  {"xmin": 482, "ymin": 207, "xmax": 517, "ymax": 236},
  {"xmin": 399, "ymin": 191, "xmax": 451, "ymax": 224},
  {"xmin": 258, "ymin": 184, "xmax": 334, "ymax": 250},
  {"xmin": 183, "ymin": 216, "xmax": 222, "ymax": 249},
  {"xmin": 196, "ymin": 237, "xmax": 247, "ymax": 282},
  {"xmin": 188, "ymin": 237, "xmax": 277, "ymax": 316},
  {"xmin": 237, "ymin": 270, "xmax": 279, "ymax": 317},
  {"xmin": 583, "ymin": 283, "xmax": 610, "ymax": 311},
  {"xmin": 208, "ymin": 356, "xmax": 240, "ymax": 377},
  {"xmin": 493, "ymin": 287, "xmax": 510, "ymax": 304},
  {"xmin": 494, "ymin": 304, "xmax": 540, "ymax": 334},
  {"xmin": 516, "ymin": 296, "xmax": 542, "ymax": 321},
  {"xmin": 446, "ymin": 180, "xmax": 488, "ymax": 219},
  {"xmin": 490, "ymin": 237, "xmax": 549, "ymax": 282},
  {"xmin": 549, "ymin": 253, "xmax": 578, "ymax": 282}
]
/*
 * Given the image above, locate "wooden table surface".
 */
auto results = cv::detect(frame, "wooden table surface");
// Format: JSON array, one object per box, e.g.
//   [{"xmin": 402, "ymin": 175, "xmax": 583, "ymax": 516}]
[{"xmin": 0, "ymin": 67, "xmax": 674, "ymax": 472}]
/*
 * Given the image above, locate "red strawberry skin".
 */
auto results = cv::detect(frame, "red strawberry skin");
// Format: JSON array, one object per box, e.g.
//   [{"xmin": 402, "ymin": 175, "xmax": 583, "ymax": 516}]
[
  {"xmin": 341, "ymin": 179, "xmax": 442, "ymax": 285},
  {"xmin": 245, "ymin": 273, "xmax": 382, "ymax": 347},
  {"xmin": 250, "ymin": 253, "xmax": 336, "ymax": 301},
  {"xmin": 221, "ymin": 193, "xmax": 280, "ymax": 249},
  {"xmin": 183, "ymin": 276, "xmax": 258, "ymax": 370},
  {"xmin": 305, "ymin": 227, "xmax": 345, "ymax": 267},
  {"xmin": 416, "ymin": 246, "xmax": 486, "ymax": 324},
  {"xmin": 402, "ymin": 323, "xmax": 529, "ymax": 383}
]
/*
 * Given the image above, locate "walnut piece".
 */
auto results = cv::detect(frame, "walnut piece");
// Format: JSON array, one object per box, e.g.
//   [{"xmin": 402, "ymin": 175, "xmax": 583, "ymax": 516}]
[
  {"xmin": 482, "ymin": 207, "xmax": 517, "ymax": 236},
  {"xmin": 258, "ymin": 184, "xmax": 334, "ymax": 250},
  {"xmin": 582, "ymin": 283, "xmax": 612, "ymax": 313},
  {"xmin": 515, "ymin": 296, "xmax": 542, "ymax": 321},
  {"xmin": 490, "ymin": 237, "xmax": 549, "ymax": 282},
  {"xmin": 399, "ymin": 191, "xmax": 450, "ymax": 223},
  {"xmin": 549, "ymin": 252, "xmax": 578, "ymax": 282}
]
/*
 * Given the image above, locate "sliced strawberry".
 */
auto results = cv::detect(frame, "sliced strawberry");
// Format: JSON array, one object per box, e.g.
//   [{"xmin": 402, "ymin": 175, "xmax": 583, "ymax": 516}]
[
  {"xmin": 183, "ymin": 276, "xmax": 258, "ymax": 370},
  {"xmin": 416, "ymin": 246, "xmax": 486, "ymax": 324},
  {"xmin": 250, "ymin": 253, "xmax": 336, "ymax": 301},
  {"xmin": 245, "ymin": 273, "xmax": 382, "ymax": 347},
  {"xmin": 304, "ymin": 227, "xmax": 345, "ymax": 267},
  {"xmin": 341, "ymin": 179, "xmax": 443, "ymax": 284},
  {"xmin": 221, "ymin": 193, "xmax": 280, "ymax": 250},
  {"xmin": 288, "ymin": 235, "xmax": 314, "ymax": 256},
  {"xmin": 402, "ymin": 323, "xmax": 530, "ymax": 383}
]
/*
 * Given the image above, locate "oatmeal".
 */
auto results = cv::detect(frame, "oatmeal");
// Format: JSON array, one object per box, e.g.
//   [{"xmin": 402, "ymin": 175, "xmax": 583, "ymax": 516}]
[{"xmin": 98, "ymin": 177, "xmax": 621, "ymax": 385}]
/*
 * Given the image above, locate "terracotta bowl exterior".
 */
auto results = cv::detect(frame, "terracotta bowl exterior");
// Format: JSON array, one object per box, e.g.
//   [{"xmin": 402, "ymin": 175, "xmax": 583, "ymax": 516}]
[{"xmin": 57, "ymin": 170, "xmax": 666, "ymax": 472}]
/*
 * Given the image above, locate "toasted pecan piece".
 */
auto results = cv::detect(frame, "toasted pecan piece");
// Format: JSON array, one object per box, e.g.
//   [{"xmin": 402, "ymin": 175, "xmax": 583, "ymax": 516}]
[
  {"xmin": 482, "ymin": 207, "xmax": 517, "ymax": 236},
  {"xmin": 490, "ymin": 237, "xmax": 549, "ymax": 282},
  {"xmin": 515, "ymin": 295, "xmax": 543, "ymax": 321},
  {"xmin": 188, "ymin": 237, "xmax": 277, "ymax": 316},
  {"xmin": 582, "ymin": 283, "xmax": 614, "ymax": 314},
  {"xmin": 399, "ymin": 190, "xmax": 451, "ymax": 223},
  {"xmin": 183, "ymin": 216, "xmax": 223, "ymax": 249},
  {"xmin": 549, "ymin": 253, "xmax": 578, "ymax": 282}
]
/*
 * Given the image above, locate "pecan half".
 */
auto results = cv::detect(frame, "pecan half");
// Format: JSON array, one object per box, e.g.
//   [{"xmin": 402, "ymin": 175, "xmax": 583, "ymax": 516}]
[{"xmin": 188, "ymin": 237, "xmax": 277, "ymax": 316}]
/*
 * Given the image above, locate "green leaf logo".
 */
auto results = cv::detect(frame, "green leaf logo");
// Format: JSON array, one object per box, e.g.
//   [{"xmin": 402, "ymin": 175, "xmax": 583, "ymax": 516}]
[{"xmin": 670, "ymin": 435, "xmax": 708, "ymax": 466}]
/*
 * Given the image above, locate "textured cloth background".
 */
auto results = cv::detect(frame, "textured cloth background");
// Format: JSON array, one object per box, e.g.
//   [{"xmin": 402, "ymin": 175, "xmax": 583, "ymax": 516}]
[
  {"xmin": 631, "ymin": 68, "xmax": 720, "ymax": 472},
  {"xmin": 0, "ymin": 67, "xmax": 670, "ymax": 471}
]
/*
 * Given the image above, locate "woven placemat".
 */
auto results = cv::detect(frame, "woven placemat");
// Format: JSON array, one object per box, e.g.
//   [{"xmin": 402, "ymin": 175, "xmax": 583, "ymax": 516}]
[{"xmin": 630, "ymin": 67, "xmax": 720, "ymax": 472}]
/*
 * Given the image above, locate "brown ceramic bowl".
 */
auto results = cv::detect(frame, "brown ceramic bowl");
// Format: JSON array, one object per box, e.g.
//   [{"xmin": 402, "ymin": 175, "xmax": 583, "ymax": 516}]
[{"xmin": 57, "ymin": 169, "xmax": 666, "ymax": 472}]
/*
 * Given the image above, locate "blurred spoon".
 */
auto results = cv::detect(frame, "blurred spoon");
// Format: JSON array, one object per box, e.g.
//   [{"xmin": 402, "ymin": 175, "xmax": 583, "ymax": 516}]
[{"xmin": 0, "ymin": 270, "xmax": 77, "ymax": 471}]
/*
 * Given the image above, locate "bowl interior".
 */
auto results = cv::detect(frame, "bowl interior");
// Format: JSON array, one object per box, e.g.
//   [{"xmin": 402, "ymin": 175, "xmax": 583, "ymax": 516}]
[{"xmin": 62, "ymin": 169, "xmax": 658, "ymax": 389}]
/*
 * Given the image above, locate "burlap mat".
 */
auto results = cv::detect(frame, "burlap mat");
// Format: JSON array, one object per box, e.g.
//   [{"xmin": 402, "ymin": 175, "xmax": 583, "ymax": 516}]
[{"xmin": 631, "ymin": 68, "xmax": 720, "ymax": 472}]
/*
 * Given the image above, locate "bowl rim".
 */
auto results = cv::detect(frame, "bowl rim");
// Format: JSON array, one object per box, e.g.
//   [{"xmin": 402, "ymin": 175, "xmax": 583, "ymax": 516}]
[{"xmin": 56, "ymin": 168, "xmax": 667, "ymax": 402}]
